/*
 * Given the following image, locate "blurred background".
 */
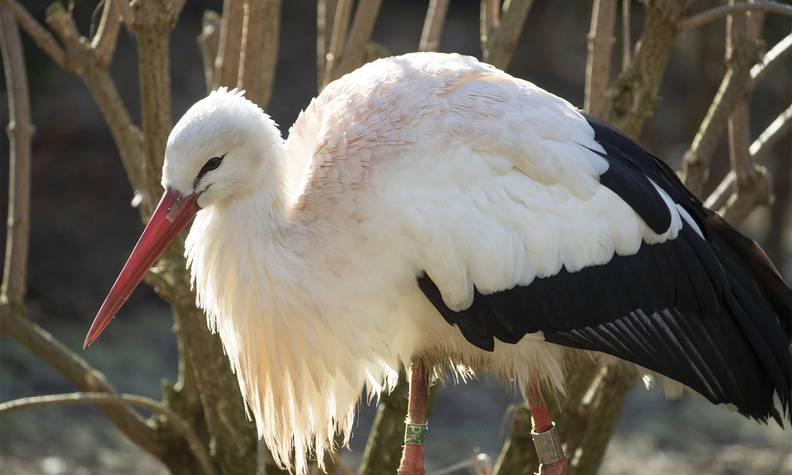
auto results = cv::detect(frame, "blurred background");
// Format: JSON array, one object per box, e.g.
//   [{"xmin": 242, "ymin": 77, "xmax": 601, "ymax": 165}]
[{"xmin": 1, "ymin": 1, "xmax": 790, "ymax": 474}]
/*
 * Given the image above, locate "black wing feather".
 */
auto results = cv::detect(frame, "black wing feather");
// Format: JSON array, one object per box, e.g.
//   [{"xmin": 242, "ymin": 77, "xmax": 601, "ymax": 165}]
[{"xmin": 417, "ymin": 117, "xmax": 792, "ymax": 424}]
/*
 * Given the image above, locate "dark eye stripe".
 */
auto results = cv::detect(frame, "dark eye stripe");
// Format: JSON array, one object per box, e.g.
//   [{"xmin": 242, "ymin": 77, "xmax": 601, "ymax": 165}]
[{"xmin": 193, "ymin": 154, "xmax": 225, "ymax": 189}]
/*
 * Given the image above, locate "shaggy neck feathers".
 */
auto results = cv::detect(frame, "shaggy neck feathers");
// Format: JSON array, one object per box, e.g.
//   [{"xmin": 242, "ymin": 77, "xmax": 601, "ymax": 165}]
[{"xmin": 185, "ymin": 153, "xmax": 388, "ymax": 473}]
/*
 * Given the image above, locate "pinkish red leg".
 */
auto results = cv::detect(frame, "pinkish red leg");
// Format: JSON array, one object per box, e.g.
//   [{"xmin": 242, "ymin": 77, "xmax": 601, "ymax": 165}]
[
  {"xmin": 397, "ymin": 360, "xmax": 430, "ymax": 475},
  {"xmin": 526, "ymin": 382, "xmax": 568, "ymax": 475}
]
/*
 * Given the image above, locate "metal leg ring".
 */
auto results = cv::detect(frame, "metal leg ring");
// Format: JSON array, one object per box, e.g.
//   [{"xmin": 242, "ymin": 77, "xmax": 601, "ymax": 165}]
[{"xmin": 531, "ymin": 423, "xmax": 565, "ymax": 465}]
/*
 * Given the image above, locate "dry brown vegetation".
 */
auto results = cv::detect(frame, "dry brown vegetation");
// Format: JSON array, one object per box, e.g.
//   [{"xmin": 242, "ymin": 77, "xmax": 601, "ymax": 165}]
[{"xmin": 1, "ymin": 1, "xmax": 790, "ymax": 474}]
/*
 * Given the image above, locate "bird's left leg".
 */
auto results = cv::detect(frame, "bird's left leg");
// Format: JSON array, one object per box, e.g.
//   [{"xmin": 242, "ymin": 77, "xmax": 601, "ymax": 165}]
[
  {"xmin": 526, "ymin": 381, "xmax": 568, "ymax": 475},
  {"xmin": 397, "ymin": 360, "xmax": 430, "ymax": 475}
]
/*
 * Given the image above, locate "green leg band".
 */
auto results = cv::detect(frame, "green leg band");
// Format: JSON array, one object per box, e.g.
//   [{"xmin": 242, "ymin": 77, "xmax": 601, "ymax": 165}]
[{"xmin": 404, "ymin": 422, "xmax": 428, "ymax": 445}]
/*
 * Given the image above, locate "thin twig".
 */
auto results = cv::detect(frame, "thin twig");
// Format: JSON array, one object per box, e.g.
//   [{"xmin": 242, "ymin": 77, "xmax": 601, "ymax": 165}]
[
  {"xmin": 0, "ymin": 6, "xmax": 33, "ymax": 305},
  {"xmin": 358, "ymin": 373, "xmax": 410, "ymax": 475},
  {"xmin": 4, "ymin": 3, "xmax": 268, "ymax": 474},
  {"xmin": 0, "ymin": 305, "xmax": 163, "ymax": 457},
  {"xmin": 679, "ymin": 1, "xmax": 792, "ymax": 31},
  {"xmin": 197, "ymin": 10, "xmax": 222, "ymax": 92},
  {"xmin": 729, "ymin": 101, "xmax": 754, "ymax": 187},
  {"xmin": 83, "ymin": 68, "xmax": 148, "ymax": 204},
  {"xmin": 90, "ymin": 0, "xmax": 122, "ymax": 68},
  {"xmin": 215, "ymin": 0, "xmax": 245, "ymax": 88},
  {"xmin": 129, "ymin": 0, "xmax": 182, "ymax": 212},
  {"xmin": 430, "ymin": 453, "xmax": 492, "ymax": 475},
  {"xmin": 480, "ymin": 0, "xmax": 500, "ymax": 56},
  {"xmin": 40, "ymin": 2, "xmax": 147, "ymax": 203},
  {"xmin": 682, "ymin": 36, "xmax": 762, "ymax": 196},
  {"xmin": 484, "ymin": 0, "xmax": 535, "ymax": 70},
  {"xmin": 335, "ymin": 0, "xmax": 383, "ymax": 78},
  {"xmin": 704, "ymin": 104, "xmax": 790, "ymax": 212},
  {"xmin": 621, "ymin": 0, "xmax": 631, "ymax": 71},
  {"xmin": 419, "ymin": 0, "xmax": 450, "ymax": 52},
  {"xmin": 607, "ymin": 0, "xmax": 684, "ymax": 138},
  {"xmin": 238, "ymin": 0, "xmax": 281, "ymax": 108},
  {"xmin": 726, "ymin": 4, "xmax": 758, "ymax": 192},
  {"xmin": 0, "ymin": 0, "xmax": 65, "ymax": 67},
  {"xmin": 750, "ymin": 103, "xmax": 792, "ymax": 158},
  {"xmin": 0, "ymin": 392, "xmax": 217, "ymax": 475},
  {"xmin": 44, "ymin": 2, "xmax": 83, "ymax": 63},
  {"xmin": 316, "ymin": 0, "xmax": 337, "ymax": 91},
  {"xmin": 117, "ymin": 0, "xmax": 133, "ymax": 23},
  {"xmin": 322, "ymin": 0, "xmax": 352, "ymax": 88},
  {"xmin": 705, "ymin": 173, "xmax": 736, "ymax": 210},
  {"xmin": 585, "ymin": 0, "xmax": 617, "ymax": 118},
  {"xmin": 750, "ymin": 33, "xmax": 792, "ymax": 89},
  {"xmin": 720, "ymin": 165, "xmax": 772, "ymax": 223}
]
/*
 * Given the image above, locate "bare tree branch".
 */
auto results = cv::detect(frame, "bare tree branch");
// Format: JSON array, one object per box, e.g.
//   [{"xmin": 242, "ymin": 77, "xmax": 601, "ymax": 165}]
[
  {"xmin": 726, "ymin": 4, "xmax": 763, "ymax": 194},
  {"xmin": 90, "ymin": 0, "xmax": 122, "ymax": 68},
  {"xmin": 750, "ymin": 103, "xmax": 792, "ymax": 157},
  {"xmin": 764, "ymin": 152, "xmax": 790, "ymax": 262},
  {"xmin": 750, "ymin": 33, "xmax": 792, "ymax": 89},
  {"xmin": 571, "ymin": 364, "xmax": 635, "ymax": 474},
  {"xmin": 483, "ymin": 0, "xmax": 536, "ymax": 70},
  {"xmin": 215, "ymin": 0, "xmax": 245, "ymax": 89},
  {"xmin": 166, "ymin": 296, "xmax": 262, "ymax": 473},
  {"xmin": 0, "ymin": 304, "xmax": 164, "ymax": 457},
  {"xmin": 0, "ymin": 392, "xmax": 217, "ymax": 475},
  {"xmin": 317, "ymin": 0, "xmax": 386, "ymax": 88},
  {"xmin": 359, "ymin": 375, "xmax": 410, "ymax": 475},
  {"xmin": 322, "ymin": 0, "xmax": 352, "ymax": 88},
  {"xmin": 198, "ymin": 10, "xmax": 221, "ymax": 92},
  {"xmin": 621, "ymin": 0, "xmax": 631, "ymax": 71},
  {"xmin": 334, "ymin": 0, "xmax": 383, "ymax": 78},
  {"xmin": 704, "ymin": 104, "xmax": 790, "ymax": 216},
  {"xmin": 3, "ymin": 2, "xmax": 276, "ymax": 474},
  {"xmin": 316, "ymin": 0, "xmax": 338, "ymax": 91},
  {"xmin": 238, "ymin": 0, "xmax": 281, "ymax": 108},
  {"xmin": 84, "ymin": 68, "xmax": 148, "ymax": 202},
  {"xmin": 128, "ymin": 0, "xmax": 185, "ymax": 210},
  {"xmin": 679, "ymin": 1, "xmax": 792, "ymax": 31},
  {"xmin": 719, "ymin": 165, "xmax": 772, "ymax": 223},
  {"xmin": 0, "ymin": 0, "xmax": 65, "ymax": 67},
  {"xmin": 419, "ymin": 0, "xmax": 450, "ymax": 52},
  {"xmin": 608, "ymin": 0, "xmax": 684, "ymax": 138},
  {"xmin": 491, "ymin": 403, "xmax": 536, "ymax": 474},
  {"xmin": 585, "ymin": 0, "xmax": 617, "ymax": 118},
  {"xmin": 40, "ymin": 2, "xmax": 147, "ymax": 205},
  {"xmin": 0, "ymin": 5, "xmax": 32, "ymax": 305},
  {"xmin": 729, "ymin": 98, "xmax": 754, "ymax": 185},
  {"xmin": 682, "ymin": 35, "xmax": 762, "ymax": 196},
  {"xmin": 44, "ymin": 2, "xmax": 82, "ymax": 61},
  {"xmin": 480, "ymin": 0, "xmax": 500, "ymax": 54},
  {"xmin": 705, "ymin": 173, "xmax": 737, "ymax": 211}
]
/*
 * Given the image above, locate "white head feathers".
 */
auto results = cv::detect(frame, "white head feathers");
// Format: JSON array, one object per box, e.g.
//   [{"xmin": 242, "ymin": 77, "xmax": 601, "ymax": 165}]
[{"xmin": 163, "ymin": 88, "xmax": 286, "ymax": 208}]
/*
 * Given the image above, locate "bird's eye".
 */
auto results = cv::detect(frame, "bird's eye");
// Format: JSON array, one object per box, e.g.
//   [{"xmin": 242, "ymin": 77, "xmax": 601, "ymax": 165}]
[{"xmin": 195, "ymin": 155, "xmax": 225, "ymax": 186}]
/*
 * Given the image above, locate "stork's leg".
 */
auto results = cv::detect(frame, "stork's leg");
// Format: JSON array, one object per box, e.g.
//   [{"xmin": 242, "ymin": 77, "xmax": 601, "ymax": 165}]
[
  {"xmin": 397, "ymin": 360, "xmax": 429, "ymax": 475},
  {"xmin": 526, "ymin": 381, "xmax": 568, "ymax": 475}
]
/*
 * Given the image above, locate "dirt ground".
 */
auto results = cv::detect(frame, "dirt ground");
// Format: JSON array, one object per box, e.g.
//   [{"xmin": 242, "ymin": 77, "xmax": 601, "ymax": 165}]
[{"xmin": 2, "ymin": 311, "xmax": 790, "ymax": 475}]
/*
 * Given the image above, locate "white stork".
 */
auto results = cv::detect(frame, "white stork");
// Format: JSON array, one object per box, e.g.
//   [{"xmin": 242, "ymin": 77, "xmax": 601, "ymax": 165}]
[{"xmin": 84, "ymin": 53, "xmax": 791, "ymax": 475}]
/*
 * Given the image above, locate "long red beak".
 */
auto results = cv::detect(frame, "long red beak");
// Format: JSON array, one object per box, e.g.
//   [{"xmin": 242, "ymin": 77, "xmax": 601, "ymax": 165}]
[{"xmin": 84, "ymin": 188, "xmax": 200, "ymax": 349}]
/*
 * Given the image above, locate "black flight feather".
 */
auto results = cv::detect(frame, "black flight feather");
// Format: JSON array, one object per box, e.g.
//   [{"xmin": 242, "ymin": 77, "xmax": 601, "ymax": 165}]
[{"xmin": 417, "ymin": 117, "xmax": 792, "ymax": 425}]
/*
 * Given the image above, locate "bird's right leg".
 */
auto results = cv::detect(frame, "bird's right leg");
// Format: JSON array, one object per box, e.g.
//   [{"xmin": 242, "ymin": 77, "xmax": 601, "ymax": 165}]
[
  {"xmin": 526, "ymin": 381, "xmax": 568, "ymax": 475},
  {"xmin": 397, "ymin": 360, "xmax": 430, "ymax": 475}
]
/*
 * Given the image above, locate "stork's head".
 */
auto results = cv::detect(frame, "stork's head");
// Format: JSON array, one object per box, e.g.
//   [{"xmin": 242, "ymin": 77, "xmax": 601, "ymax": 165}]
[
  {"xmin": 163, "ymin": 88, "xmax": 283, "ymax": 208},
  {"xmin": 84, "ymin": 89, "xmax": 283, "ymax": 348}
]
